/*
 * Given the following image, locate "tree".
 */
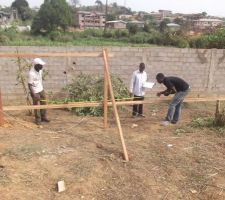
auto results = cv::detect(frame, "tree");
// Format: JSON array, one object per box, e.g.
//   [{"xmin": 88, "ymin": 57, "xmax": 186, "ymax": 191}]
[
  {"xmin": 106, "ymin": 13, "xmax": 116, "ymax": 21},
  {"xmin": 112, "ymin": 2, "xmax": 118, "ymax": 8},
  {"xmin": 143, "ymin": 23, "xmax": 150, "ymax": 33},
  {"xmin": 70, "ymin": 0, "xmax": 80, "ymax": 8},
  {"xmin": 31, "ymin": 0, "xmax": 72, "ymax": 34},
  {"xmin": 174, "ymin": 17, "xmax": 185, "ymax": 26},
  {"xmin": 127, "ymin": 23, "xmax": 138, "ymax": 35},
  {"xmin": 95, "ymin": 0, "xmax": 103, "ymax": 12},
  {"xmin": 159, "ymin": 18, "xmax": 171, "ymax": 32},
  {"xmin": 11, "ymin": 0, "xmax": 32, "ymax": 21},
  {"xmin": 202, "ymin": 11, "xmax": 207, "ymax": 17}
]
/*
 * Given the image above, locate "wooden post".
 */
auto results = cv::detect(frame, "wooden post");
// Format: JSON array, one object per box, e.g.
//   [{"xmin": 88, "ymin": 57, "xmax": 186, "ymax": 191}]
[
  {"xmin": 102, "ymin": 49, "xmax": 129, "ymax": 161},
  {"xmin": 103, "ymin": 49, "xmax": 108, "ymax": 128},
  {"xmin": 0, "ymin": 89, "xmax": 4, "ymax": 126},
  {"xmin": 215, "ymin": 100, "xmax": 221, "ymax": 116}
]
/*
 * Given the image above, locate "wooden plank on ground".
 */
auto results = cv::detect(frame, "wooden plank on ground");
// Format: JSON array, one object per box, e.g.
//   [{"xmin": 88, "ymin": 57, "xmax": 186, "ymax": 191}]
[{"xmin": 3, "ymin": 97, "xmax": 225, "ymax": 111}]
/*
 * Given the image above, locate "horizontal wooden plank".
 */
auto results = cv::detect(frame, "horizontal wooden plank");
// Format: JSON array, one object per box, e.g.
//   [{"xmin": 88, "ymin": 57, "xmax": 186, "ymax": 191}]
[
  {"xmin": 3, "ymin": 97, "xmax": 225, "ymax": 111},
  {"xmin": 0, "ymin": 52, "xmax": 114, "ymax": 58}
]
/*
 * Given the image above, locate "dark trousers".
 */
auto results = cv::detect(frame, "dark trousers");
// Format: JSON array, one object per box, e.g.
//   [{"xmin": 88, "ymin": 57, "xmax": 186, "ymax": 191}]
[
  {"xmin": 132, "ymin": 95, "xmax": 144, "ymax": 116},
  {"xmin": 31, "ymin": 90, "xmax": 47, "ymax": 123}
]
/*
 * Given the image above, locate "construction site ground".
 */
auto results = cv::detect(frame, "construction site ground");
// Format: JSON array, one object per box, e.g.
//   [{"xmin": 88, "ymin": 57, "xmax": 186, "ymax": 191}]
[{"xmin": 0, "ymin": 102, "xmax": 225, "ymax": 200}]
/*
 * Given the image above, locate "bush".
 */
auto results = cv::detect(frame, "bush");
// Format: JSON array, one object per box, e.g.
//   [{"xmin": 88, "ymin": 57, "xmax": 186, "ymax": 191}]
[
  {"xmin": 64, "ymin": 73, "xmax": 130, "ymax": 116},
  {"xmin": 81, "ymin": 29, "xmax": 104, "ymax": 38},
  {"xmin": 0, "ymin": 34, "xmax": 10, "ymax": 44},
  {"xmin": 189, "ymin": 37, "xmax": 210, "ymax": 48},
  {"xmin": 114, "ymin": 29, "xmax": 129, "ymax": 38},
  {"xmin": 103, "ymin": 29, "xmax": 115, "ymax": 38},
  {"xmin": 171, "ymin": 37, "xmax": 189, "ymax": 48},
  {"xmin": 189, "ymin": 28, "xmax": 225, "ymax": 49},
  {"xmin": 130, "ymin": 32, "xmax": 150, "ymax": 43},
  {"xmin": 48, "ymin": 31, "xmax": 62, "ymax": 41},
  {"xmin": 127, "ymin": 23, "xmax": 138, "ymax": 35},
  {"xmin": 58, "ymin": 34, "xmax": 73, "ymax": 42}
]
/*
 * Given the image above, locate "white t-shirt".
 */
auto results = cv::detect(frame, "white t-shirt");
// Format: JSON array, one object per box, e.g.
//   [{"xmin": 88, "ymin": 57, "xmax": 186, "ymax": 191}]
[
  {"xmin": 28, "ymin": 67, "xmax": 43, "ymax": 93},
  {"xmin": 130, "ymin": 70, "xmax": 147, "ymax": 96}
]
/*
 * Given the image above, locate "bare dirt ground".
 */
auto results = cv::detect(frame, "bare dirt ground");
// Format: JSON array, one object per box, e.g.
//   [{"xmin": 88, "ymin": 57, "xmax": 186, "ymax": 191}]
[{"xmin": 0, "ymin": 102, "xmax": 225, "ymax": 200}]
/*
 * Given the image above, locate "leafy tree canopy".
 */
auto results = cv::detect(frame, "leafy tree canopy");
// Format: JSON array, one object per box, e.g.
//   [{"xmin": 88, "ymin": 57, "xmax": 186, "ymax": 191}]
[
  {"xmin": 31, "ymin": 0, "xmax": 72, "ymax": 34},
  {"xmin": 11, "ymin": 0, "xmax": 32, "ymax": 21}
]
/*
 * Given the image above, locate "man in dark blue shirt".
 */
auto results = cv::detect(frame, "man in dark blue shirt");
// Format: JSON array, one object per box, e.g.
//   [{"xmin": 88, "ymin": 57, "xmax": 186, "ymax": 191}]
[{"xmin": 156, "ymin": 73, "xmax": 190, "ymax": 125}]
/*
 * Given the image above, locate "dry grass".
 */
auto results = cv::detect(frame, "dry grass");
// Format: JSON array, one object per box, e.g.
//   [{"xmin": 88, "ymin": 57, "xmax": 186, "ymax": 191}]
[{"xmin": 0, "ymin": 103, "xmax": 224, "ymax": 200}]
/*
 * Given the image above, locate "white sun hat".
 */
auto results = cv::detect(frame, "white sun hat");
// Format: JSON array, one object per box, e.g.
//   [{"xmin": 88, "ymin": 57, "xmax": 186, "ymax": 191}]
[{"xmin": 33, "ymin": 58, "xmax": 46, "ymax": 65}]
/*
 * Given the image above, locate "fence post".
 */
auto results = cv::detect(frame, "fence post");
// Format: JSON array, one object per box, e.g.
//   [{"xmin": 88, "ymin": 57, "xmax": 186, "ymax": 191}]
[{"xmin": 0, "ymin": 88, "xmax": 4, "ymax": 126}]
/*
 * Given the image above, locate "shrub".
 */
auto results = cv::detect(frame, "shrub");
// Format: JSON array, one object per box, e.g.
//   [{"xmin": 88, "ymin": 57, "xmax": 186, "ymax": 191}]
[
  {"xmin": 114, "ymin": 29, "xmax": 129, "ymax": 38},
  {"xmin": 171, "ymin": 36, "xmax": 189, "ymax": 48},
  {"xmin": 189, "ymin": 28, "xmax": 225, "ymax": 49},
  {"xmin": 127, "ymin": 23, "xmax": 138, "ymax": 35},
  {"xmin": 82, "ymin": 29, "xmax": 104, "ymax": 37},
  {"xmin": 48, "ymin": 31, "xmax": 62, "ymax": 41},
  {"xmin": 64, "ymin": 73, "xmax": 130, "ymax": 116},
  {"xmin": 130, "ymin": 32, "xmax": 150, "ymax": 43},
  {"xmin": 58, "ymin": 34, "xmax": 73, "ymax": 42},
  {"xmin": 0, "ymin": 34, "xmax": 10, "ymax": 44},
  {"xmin": 103, "ymin": 29, "xmax": 115, "ymax": 38}
]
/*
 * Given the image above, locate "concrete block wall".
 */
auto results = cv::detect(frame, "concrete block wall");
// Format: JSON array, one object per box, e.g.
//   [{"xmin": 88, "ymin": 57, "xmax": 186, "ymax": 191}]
[{"xmin": 0, "ymin": 46, "xmax": 225, "ymax": 105}]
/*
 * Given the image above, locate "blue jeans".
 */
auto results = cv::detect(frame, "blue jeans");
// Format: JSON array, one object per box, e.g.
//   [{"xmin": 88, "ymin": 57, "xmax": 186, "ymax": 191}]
[{"xmin": 166, "ymin": 89, "xmax": 189, "ymax": 123}]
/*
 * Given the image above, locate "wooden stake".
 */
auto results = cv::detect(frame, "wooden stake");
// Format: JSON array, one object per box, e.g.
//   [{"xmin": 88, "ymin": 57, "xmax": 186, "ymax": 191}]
[
  {"xmin": 0, "ymin": 89, "xmax": 4, "ymax": 126},
  {"xmin": 215, "ymin": 100, "xmax": 221, "ymax": 116},
  {"xmin": 3, "ymin": 97, "xmax": 225, "ymax": 111},
  {"xmin": 103, "ymin": 49, "xmax": 109, "ymax": 128},
  {"xmin": 0, "ymin": 52, "xmax": 114, "ymax": 58},
  {"xmin": 103, "ymin": 49, "xmax": 129, "ymax": 161}
]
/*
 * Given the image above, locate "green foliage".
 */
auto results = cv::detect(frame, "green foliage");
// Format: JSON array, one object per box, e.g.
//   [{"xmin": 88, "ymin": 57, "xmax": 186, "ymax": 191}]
[
  {"xmin": 106, "ymin": 14, "xmax": 116, "ymax": 21},
  {"xmin": 103, "ymin": 29, "xmax": 114, "ymax": 38},
  {"xmin": 143, "ymin": 23, "xmax": 151, "ymax": 33},
  {"xmin": 114, "ymin": 29, "xmax": 129, "ymax": 38},
  {"xmin": 188, "ymin": 117, "xmax": 225, "ymax": 136},
  {"xmin": 11, "ymin": 0, "xmax": 33, "ymax": 21},
  {"xmin": 130, "ymin": 32, "xmax": 150, "ymax": 43},
  {"xmin": 48, "ymin": 30, "xmax": 62, "ymax": 41},
  {"xmin": 0, "ymin": 34, "xmax": 10, "ymax": 44},
  {"xmin": 189, "ymin": 28, "xmax": 225, "ymax": 49},
  {"xmin": 31, "ymin": 0, "xmax": 72, "ymax": 34},
  {"xmin": 159, "ymin": 18, "xmax": 171, "ymax": 32},
  {"xmin": 64, "ymin": 73, "xmax": 130, "ymax": 116},
  {"xmin": 81, "ymin": 29, "xmax": 104, "ymax": 38},
  {"xmin": 189, "ymin": 117, "xmax": 214, "ymax": 129},
  {"xmin": 127, "ymin": 23, "xmax": 139, "ymax": 35}
]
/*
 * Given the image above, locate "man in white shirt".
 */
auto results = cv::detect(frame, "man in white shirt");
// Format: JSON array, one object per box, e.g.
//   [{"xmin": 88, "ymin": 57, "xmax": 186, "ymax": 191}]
[
  {"xmin": 130, "ymin": 63, "xmax": 147, "ymax": 117},
  {"xmin": 28, "ymin": 58, "xmax": 50, "ymax": 125}
]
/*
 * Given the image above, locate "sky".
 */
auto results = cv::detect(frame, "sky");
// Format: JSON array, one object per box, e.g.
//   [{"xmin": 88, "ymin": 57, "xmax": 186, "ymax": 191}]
[{"xmin": 0, "ymin": 0, "xmax": 224, "ymax": 17}]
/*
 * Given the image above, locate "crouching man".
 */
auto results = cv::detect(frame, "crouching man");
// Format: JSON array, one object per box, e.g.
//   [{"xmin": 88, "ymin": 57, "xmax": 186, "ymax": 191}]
[
  {"xmin": 156, "ymin": 73, "xmax": 190, "ymax": 125},
  {"xmin": 28, "ymin": 58, "xmax": 50, "ymax": 125}
]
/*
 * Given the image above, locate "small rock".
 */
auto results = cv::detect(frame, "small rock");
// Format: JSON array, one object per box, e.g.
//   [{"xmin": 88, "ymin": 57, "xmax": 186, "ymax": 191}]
[
  {"xmin": 96, "ymin": 143, "xmax": 103, "ymax": 149},
  {"xmin": 131, "ymin": 123, "xmax": 138, "ymax": 128},
  {"xmin": 57, "ymin": 180, "xmax": 66, "ymax": 193},
  {"xmin": 190, "ymin": 189, "xmax": 197, "ymax": 194}
]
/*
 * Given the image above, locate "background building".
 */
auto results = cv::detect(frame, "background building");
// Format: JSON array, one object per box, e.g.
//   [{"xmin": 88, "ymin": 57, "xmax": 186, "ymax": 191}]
[{"xmin": 77, "ymin": 11, "xmax": 106, "ymax": 29}]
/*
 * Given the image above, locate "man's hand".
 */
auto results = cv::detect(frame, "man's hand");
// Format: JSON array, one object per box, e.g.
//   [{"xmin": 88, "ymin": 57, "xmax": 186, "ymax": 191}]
[
  {"xmin": 157, "ymin": 92, "xmax": 161, "ymax": 97},
  {"xmin": 164, "ymin": 91, "xmax": 170, "ymax": 96}
]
